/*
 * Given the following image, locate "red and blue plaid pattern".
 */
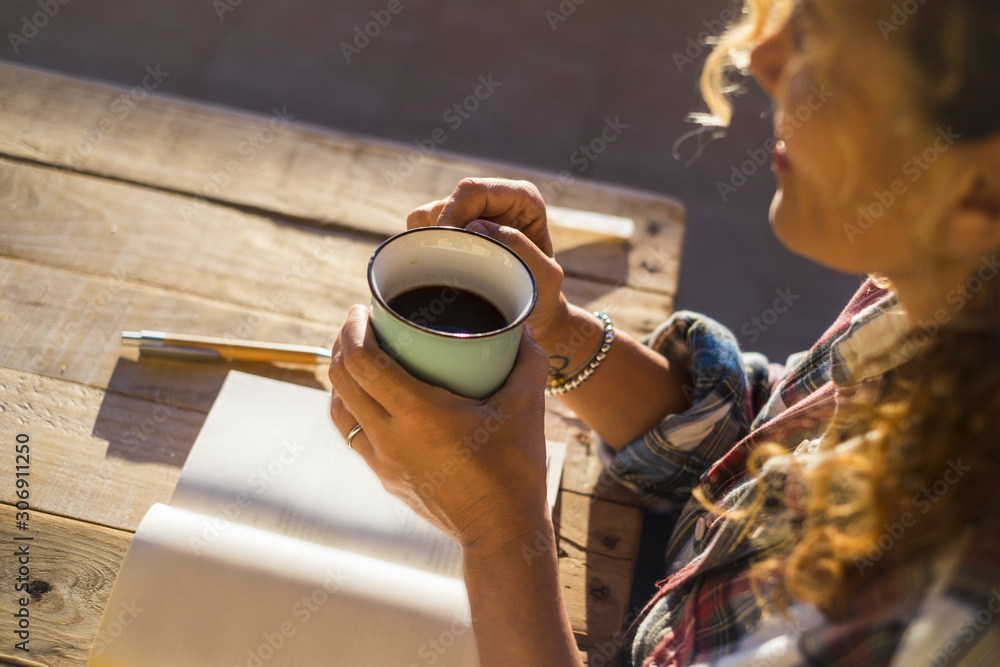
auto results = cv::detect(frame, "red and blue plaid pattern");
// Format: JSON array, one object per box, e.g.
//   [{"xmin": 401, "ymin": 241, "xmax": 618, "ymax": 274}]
[{"xmin": 600, "ymin": 279, "xmax": 1000, "ymax": 666}]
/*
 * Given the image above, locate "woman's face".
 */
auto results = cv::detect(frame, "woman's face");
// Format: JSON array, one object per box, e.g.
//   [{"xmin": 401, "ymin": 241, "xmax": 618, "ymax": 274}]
[{"xmin": 749, "ymin": 0, "xmax": 966, "ymax": 277}]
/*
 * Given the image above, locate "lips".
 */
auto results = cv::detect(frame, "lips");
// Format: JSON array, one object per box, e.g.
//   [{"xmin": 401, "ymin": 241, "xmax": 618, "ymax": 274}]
[{"xmin": 773, "ymin": 140, "xmax": 791, "ymax": 170}]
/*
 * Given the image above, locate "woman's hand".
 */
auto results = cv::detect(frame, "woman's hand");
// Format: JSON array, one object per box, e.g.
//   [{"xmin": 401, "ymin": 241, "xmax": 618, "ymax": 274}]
[
  {"xmin": 329, "ymin": 304, "xmax": 583, "ymax": 667},
  {"xmin": 328, "ymin": 304, "xmax": 551, "ymax": 549},
  {"xmin": 406, "ymin": 177, "xmax": 571, "ymax": 347},
  {"xmin": 403, "ymin": 177, "xmax": 692, "ymax": 450}
]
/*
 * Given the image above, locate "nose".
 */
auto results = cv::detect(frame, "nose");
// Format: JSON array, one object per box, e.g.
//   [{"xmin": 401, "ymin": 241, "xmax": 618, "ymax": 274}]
[{"xmin": 748, "ymin": 22, "xmax": 794, "ymax": 99}]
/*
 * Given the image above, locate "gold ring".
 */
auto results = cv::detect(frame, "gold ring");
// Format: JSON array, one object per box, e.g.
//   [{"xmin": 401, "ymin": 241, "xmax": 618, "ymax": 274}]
[{"xmin": 345, "ymin": 423, "xmax": 363, "ymax": 449}]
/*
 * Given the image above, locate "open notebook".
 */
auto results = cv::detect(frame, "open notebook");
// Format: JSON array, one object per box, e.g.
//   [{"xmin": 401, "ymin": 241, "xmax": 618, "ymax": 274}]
[{"xmin": 89, "ymin": 370, "xmax": 566, "ymax": 667}]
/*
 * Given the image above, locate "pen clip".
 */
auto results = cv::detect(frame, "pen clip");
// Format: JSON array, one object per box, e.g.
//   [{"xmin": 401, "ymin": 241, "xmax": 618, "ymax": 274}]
[{"xmin": 137, "ymin": 344, "xmax": 222, "ymax": 362}]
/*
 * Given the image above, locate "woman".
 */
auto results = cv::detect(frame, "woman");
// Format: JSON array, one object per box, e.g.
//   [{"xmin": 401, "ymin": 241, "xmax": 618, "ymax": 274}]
[{"xmin": 329, "ymin": 0, "xmax": 1000, "ymax": 664}]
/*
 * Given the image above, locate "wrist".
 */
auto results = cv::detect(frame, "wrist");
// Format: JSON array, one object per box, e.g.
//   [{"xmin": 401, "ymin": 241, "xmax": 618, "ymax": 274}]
[
  {"xmin": 461, "ymin": 508, "xmax": 555, "ymax": 565},
  {"xmin": 534, "ymin": 304, "xmax": 605, "ymax": 380},
  {"xmin": 531, "ymin": 294, "xmax": 574, "ymax": 351}
]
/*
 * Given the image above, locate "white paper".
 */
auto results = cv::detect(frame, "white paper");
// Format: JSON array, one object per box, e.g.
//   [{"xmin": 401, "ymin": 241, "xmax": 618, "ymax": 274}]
[
  {"xmin": 170, "ymin": 371, "xmax": 464, "ymax": 579},
  {"xmin": 91, "ymin": 371, "xmax": 566, "ymax": 666},
  {"xmin": 90, "ymin": 504, "xmax": 478, "ymax": 667}
]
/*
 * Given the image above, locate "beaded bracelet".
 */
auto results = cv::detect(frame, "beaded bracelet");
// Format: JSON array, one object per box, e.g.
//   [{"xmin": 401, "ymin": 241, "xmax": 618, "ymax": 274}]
[{"xmin": 545, "ymin": 311, "xmax": 614, "ymax": 396}]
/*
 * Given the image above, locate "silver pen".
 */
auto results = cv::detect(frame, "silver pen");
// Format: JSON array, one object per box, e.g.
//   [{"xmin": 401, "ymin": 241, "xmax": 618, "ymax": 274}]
[{"xmin": 121, "ymin": 330, "xmax": 331, "ymax": 364}]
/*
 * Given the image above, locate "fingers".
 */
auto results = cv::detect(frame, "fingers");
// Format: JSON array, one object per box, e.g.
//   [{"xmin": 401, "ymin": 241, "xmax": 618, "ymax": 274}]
[
  {"xmin": 407, "ymin": 200, "xmax": 447, "ymax": 229},
  {"xmin": 466, "ymin": 219, "xmax": 562, "ymax": 280},
  {"xmin": 328, "ymin": 309, "xmax": 389, "ymax": 454},
  {"xmin": 440, "ymin": 178, "xmax": 549, "ymax": 249},
  {"xmin": 501, "ymin": 328, "xmax": 551, "ymax": 398},
  {"xmin": 410, "ymin": 178, "xmax": 552, "ymax": 255},
  {"xmin": 329, "ymin": 400, "xmax": 372, "ymax": 455},
  {"xmin": 330, "ymin": 304, "xmax": 455, "ymax": 419}
]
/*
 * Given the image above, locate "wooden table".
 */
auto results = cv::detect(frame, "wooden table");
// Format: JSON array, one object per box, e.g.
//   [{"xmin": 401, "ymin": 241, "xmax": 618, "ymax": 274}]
[{"xmin": 0, "ymin": 62, "xmax": 685, "ymax": 666}]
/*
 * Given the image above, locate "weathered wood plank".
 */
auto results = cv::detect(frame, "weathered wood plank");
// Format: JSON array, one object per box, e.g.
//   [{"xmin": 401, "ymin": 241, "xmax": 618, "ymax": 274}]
[
  {"xmin": 0, "ymin": 301, "xmax": 640, "ymax": 657},
  {"xmin": 556, "ymin": 492, "xmax": 642, "ymax": 562},
  {"xmin": 0, "ymin": 258, "xmax": 645, "ymax": 513},
  {"xmin": 0, "ymin": 505, "xmax": 132, "ymax": 667},
  {"xmin": 561, "ymin": 539, "xmax": 636, "ymax": 648},
  {"xmin": 0, "ymin": 258, "xmax": 335, "ymax": 413},
  {"xmin": 0, "ymin": 366, "xmax": 638, "ymax": 652},
  {"xmin": 0, "ymin": 63, "xmax": 684, "ymax": 293},
  {"xmin": 0, "ymin": 369, "xmax": 196, "ymax": 530},
  {"xmin": 0, "ymin": 61, "xmax": 676, "ymax": 657},
  {"xmin": 0, "ymin": 158, "xmax": 672, "ymax": 340},
  {"xmin": 545, "ymin": 409, "xmax": 645, "ymax": 507},
  {"xmin": 0, "ymin": 363, "xmax": 640, "ymax": 541}
]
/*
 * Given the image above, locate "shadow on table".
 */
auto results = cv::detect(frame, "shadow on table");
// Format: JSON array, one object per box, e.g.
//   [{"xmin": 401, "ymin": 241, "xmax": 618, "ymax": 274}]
[
  {"xmin": 555, "ymin": 240, "xmax": 631, "ymax": 293},
  {"xmin": 93, "ymin": 356, "xmax": 326, "ymax": 468}
]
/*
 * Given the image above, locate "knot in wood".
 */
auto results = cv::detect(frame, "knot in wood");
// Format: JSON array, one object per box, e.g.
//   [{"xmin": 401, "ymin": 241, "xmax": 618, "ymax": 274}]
[
  {"xmin": 600, "ymin": 534, "xmax": 621, "ymax": 551},
  {"xmin": 27, "ymin": 580, "xmax": 51, "ymax": 601},
  {"xmin": 588, "ymin": 582, "xmax": 611, "ymax": 602}
]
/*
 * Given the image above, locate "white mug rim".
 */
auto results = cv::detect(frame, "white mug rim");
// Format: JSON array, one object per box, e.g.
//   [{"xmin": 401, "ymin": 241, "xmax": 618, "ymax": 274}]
[{"xmin": 367, "ymin": 226, "xmax": 538, "ymax": 340}]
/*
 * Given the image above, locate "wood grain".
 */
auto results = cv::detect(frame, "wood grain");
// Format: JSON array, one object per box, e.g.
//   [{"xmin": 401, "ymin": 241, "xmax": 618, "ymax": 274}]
[
  {"xmin": 0, "ymin": 63, "xmax": 684, "ymax": 294},
  {"xmin": 0, "ymin": 358, "xmax": 641, "ymax": 541},
  {"xmin": 0, "ymin": 367, "xmax": 638, "ymax": 659},
  {"xmin": 0, "ymin": 505, "xmax": 132, "ymax": 667},
  {"xmin": 0, "ymin": 63, "xmax": 685, "ymax": 659},
  {"xmin": 556, "ymin": 492, "xmax": 642, "ymax": 562},
  {"xmin": 561, "ymin": 538, "xmax": 636, "ymax": 648},
  {"xmin": 0, "ymin": 256, "xmax": 643, "ymax": 509},
  {"xmin": 0, "ymin": 158, "xmax": 672, "ymax": 340},
  {"xmin": 0, "ymin": 362, "xmax": 642, "ymax": 648},
  {"xmin": 0, "ymin": 368, "xmax": 195, "ymax": 530},
  {"xmin": 0, "ymin": 258, "xmax": 334, "ymax": 413}
]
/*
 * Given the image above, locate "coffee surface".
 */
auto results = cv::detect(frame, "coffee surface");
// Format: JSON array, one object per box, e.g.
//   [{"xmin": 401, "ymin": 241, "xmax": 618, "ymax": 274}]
[{"xmin": 387, "ymin": 285, "xmax": 508, "ymax": 334}]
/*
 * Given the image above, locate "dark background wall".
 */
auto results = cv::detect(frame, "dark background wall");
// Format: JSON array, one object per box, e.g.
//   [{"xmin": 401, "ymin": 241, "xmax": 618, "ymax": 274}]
[{"xmin": 0, "ymin": 0, "xmax": 863, "ymax": 361}]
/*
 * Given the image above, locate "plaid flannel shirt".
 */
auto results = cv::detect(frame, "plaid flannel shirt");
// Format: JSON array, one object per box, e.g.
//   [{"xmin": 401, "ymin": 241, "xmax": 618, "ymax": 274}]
[{"xmin": 600, "ymin": 278, "xmax": 1000, "ymax": 666}]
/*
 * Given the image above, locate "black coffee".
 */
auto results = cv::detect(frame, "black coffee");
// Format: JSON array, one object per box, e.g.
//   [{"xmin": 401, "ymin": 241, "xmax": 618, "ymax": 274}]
[{"xmin": 387, "ymin": 285, "xmax": 508, "ymax": 334}]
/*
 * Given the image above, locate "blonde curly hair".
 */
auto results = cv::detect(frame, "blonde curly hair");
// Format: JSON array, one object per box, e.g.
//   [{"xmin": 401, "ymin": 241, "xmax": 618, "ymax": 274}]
[{"xmin": 697, "ymin": 0, "xmax": 1000, "ymax": 615}]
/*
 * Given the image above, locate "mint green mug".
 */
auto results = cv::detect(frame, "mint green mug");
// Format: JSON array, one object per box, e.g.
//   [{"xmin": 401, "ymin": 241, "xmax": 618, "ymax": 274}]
[{"xmin": 367, "ymin": 227, "xmax": 537, "ymax": 399}]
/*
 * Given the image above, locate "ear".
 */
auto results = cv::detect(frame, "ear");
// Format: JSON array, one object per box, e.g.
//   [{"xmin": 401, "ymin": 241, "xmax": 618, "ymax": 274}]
[{"xmin": 941, "ymin": 135, "xmax": 1000, "ymax": 256}]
